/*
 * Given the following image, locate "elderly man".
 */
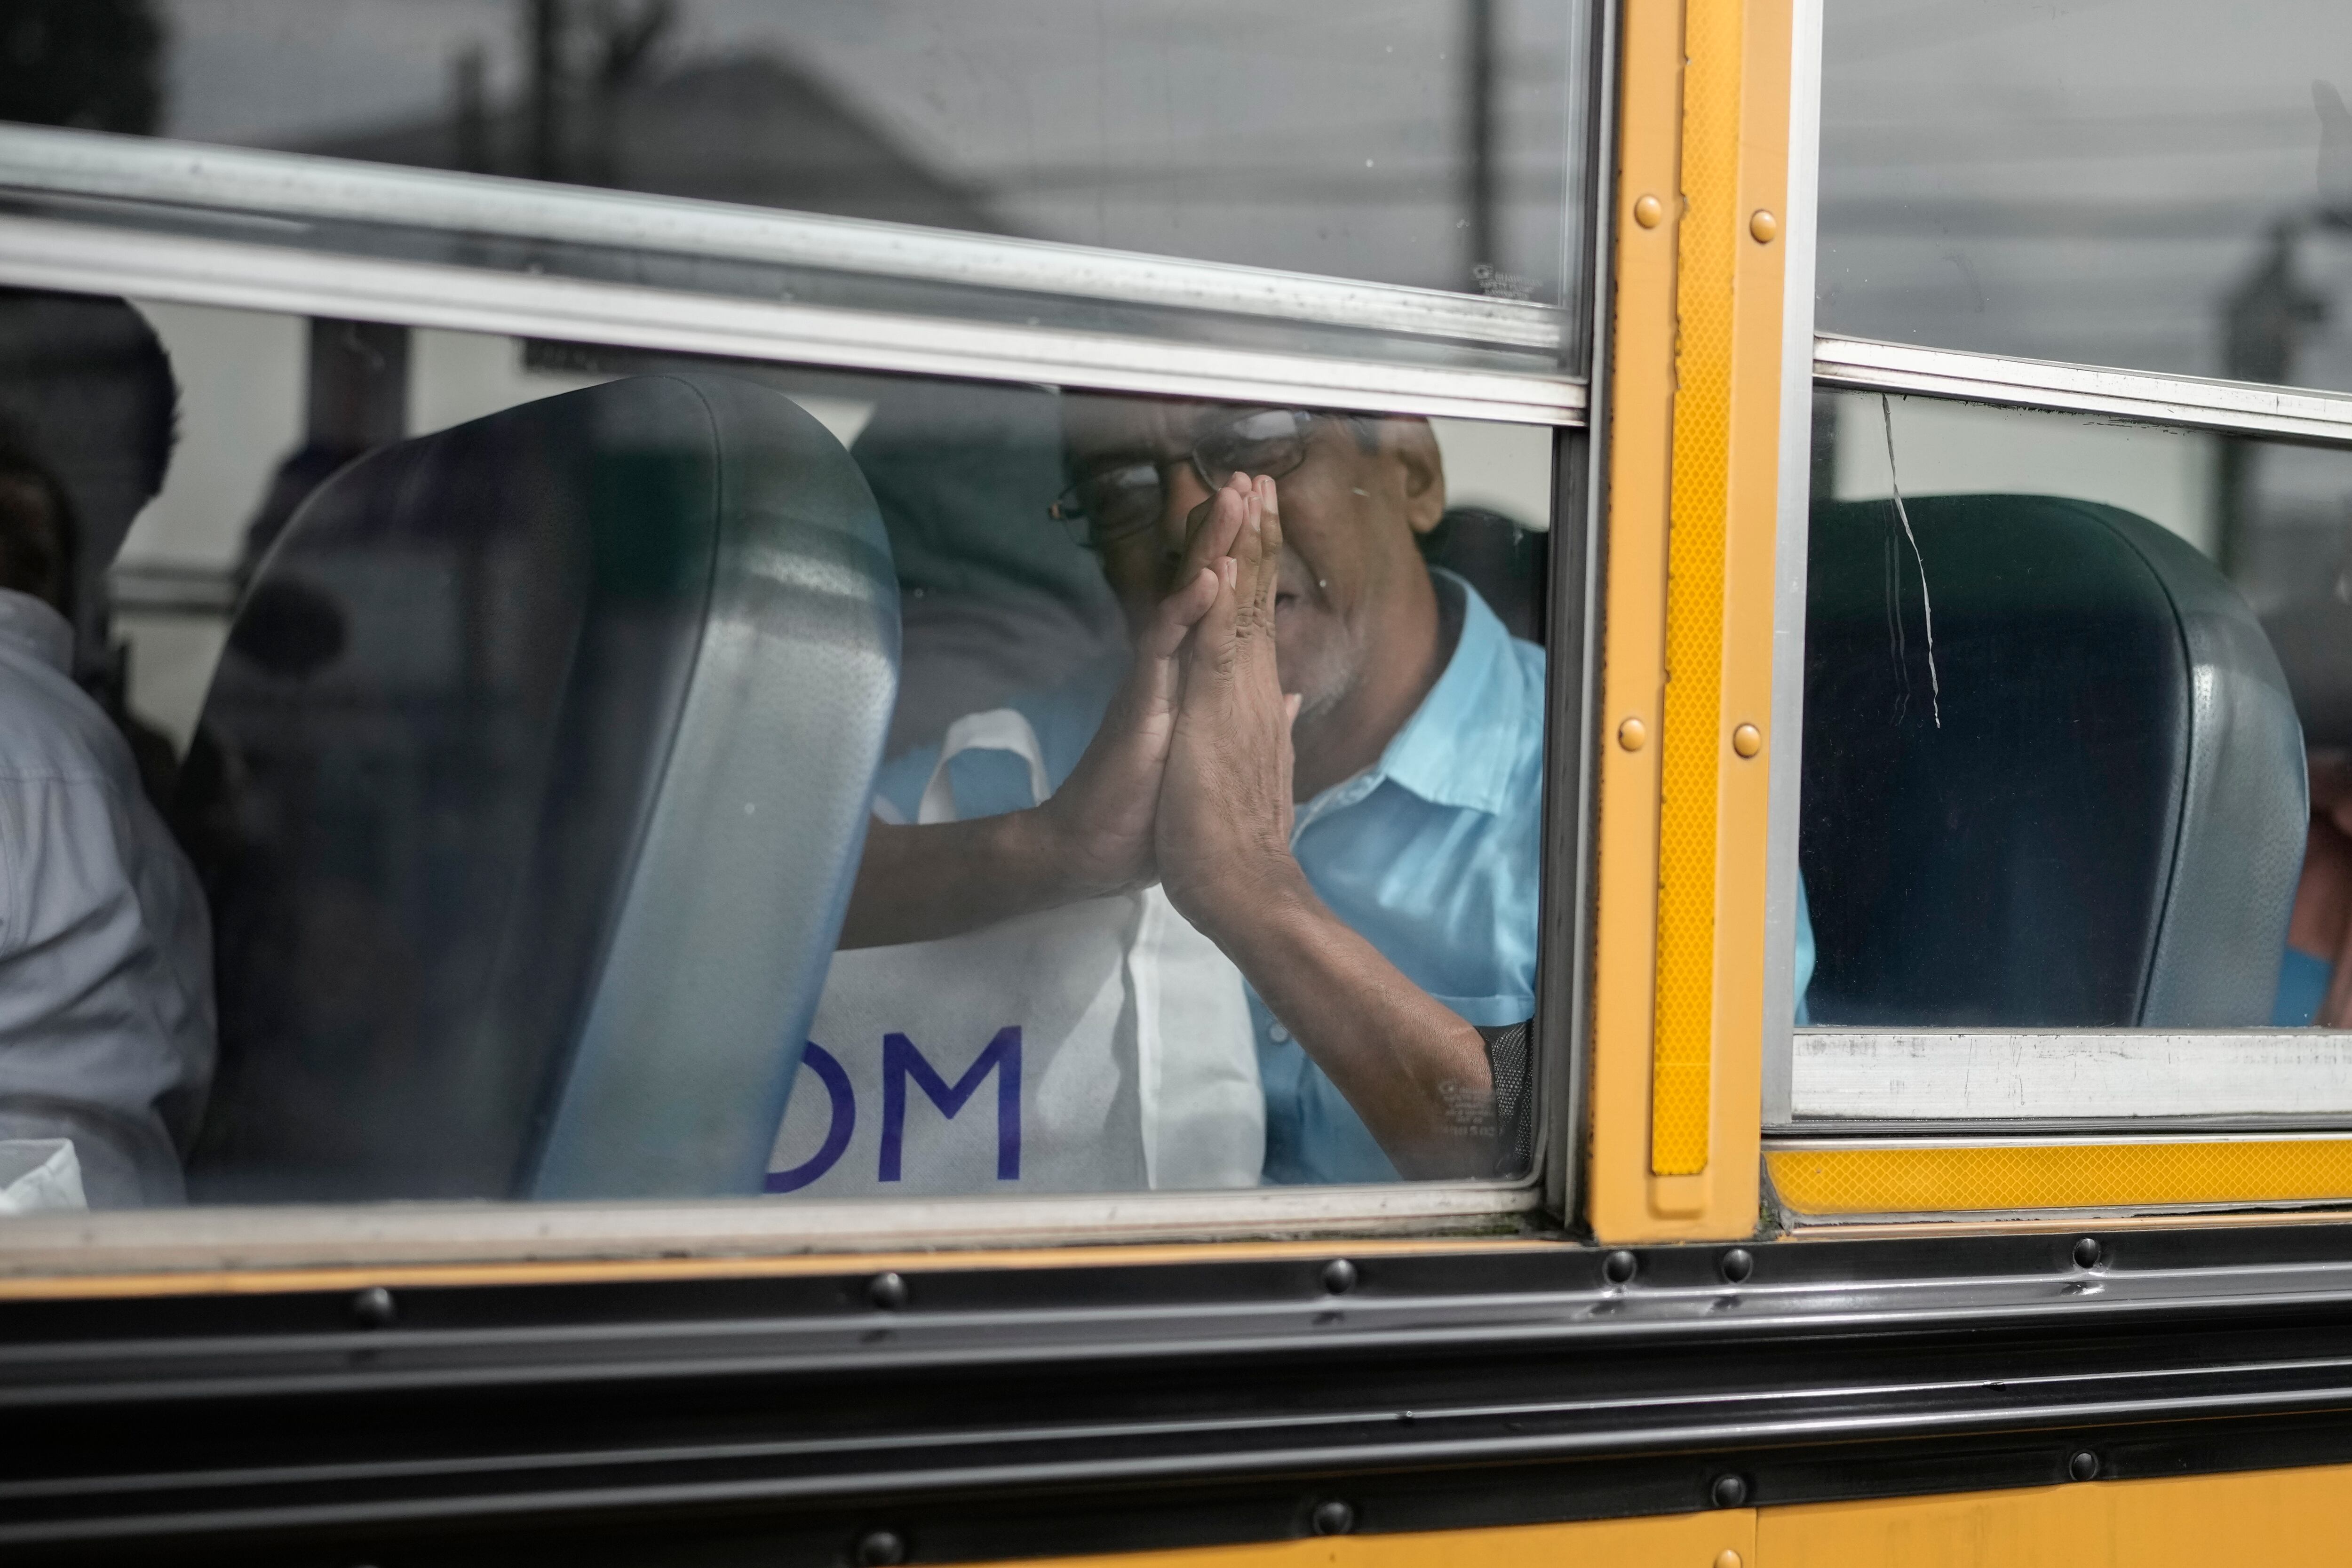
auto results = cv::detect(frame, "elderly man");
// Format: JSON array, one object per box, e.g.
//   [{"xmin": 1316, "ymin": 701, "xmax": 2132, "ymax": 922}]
[{"xmin": 843, "ymin": 396, "xmax": 1544, "ymax": 1183}]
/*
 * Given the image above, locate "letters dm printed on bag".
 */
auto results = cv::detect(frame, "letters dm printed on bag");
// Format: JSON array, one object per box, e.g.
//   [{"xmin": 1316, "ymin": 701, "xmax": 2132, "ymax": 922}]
[{"xmin": 767, "ymin": 708, "xmax": 1264, "ymax": 1197}]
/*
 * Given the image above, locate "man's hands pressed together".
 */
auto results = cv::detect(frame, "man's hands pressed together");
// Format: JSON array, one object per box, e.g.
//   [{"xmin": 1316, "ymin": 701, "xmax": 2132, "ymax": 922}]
[
  {"xmin": 1154, "ymin": 476, "xmax": 1499, "ymax": 1181},
  {"xmin": 1155, "ymin": 475, "xmax": 1303, "ymax": 933},
  {"xmin": 841, "ymin": 452, "xmax": 1503, "ymax": 1181},
  {"xmin": 1033, "ymin": 472, "xmax": 1248, "ymax": 901},
  {"xmin": 836, "ymin": 472, "xmax": 1238, "ymax": 948}
]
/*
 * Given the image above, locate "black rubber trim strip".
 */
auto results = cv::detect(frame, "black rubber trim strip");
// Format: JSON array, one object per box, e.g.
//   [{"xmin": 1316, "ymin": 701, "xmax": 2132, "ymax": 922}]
[{"xmin": 12, "ymin": 1222, "xmax": 2352, "ymax": 1563}]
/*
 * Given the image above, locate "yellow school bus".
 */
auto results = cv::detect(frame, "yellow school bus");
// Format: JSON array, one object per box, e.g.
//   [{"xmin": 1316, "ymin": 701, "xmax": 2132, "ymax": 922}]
[{"xmin": 4, "ymin": 1, "xmax": 2352, "ymax": 1564}]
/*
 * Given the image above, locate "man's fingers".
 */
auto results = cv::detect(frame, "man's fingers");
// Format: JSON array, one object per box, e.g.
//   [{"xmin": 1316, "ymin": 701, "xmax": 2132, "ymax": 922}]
[
  {"xmin": 1223, "ymin": 474, "xmax": 1280, "ymax": 643},
  {"xmin": 1184, "ymin": 551, "xmax": 1241, "ymax": 683},
  {"xmin": 1139, "ymin": 565, "xmax": 1219, "ymax": 663},
  {"xmin": 1251, "ymin": 475, "xmax": 1283, "ymax": 626},
  {"xmin": 1222, "ymin": 477, "xmax": 1261, "ymax": 633},
  {"xmin": 1176, "ymin": 478, "xmax": 1249, "ymax": 592}
]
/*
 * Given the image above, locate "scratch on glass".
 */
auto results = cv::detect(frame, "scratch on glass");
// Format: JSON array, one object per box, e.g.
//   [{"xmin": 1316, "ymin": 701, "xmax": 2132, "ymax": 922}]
[{"xmin": 1881, "ymin": 393, "xmax": 1941, "ymax": 729}]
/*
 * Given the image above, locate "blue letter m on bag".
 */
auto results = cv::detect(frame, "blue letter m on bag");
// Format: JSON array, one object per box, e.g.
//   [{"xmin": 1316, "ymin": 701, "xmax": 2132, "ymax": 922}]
[{"xmin": 879, "ymin": 1027, "xmax": 1022, "ymax": 1182}]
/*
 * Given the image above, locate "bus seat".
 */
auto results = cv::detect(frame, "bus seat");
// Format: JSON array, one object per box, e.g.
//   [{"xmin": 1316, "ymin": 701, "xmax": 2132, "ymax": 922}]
[
  {"xmin": 182, "ymin": 374, "xmax": 899, "ymax": 1202},
  {"xmin": 1801, "ymin": 494, "xmax": 2305, "ymax": 1027},
  {"xmin": 1421, "ymin": 505, "xmax": 1548, "ymax": 643}
]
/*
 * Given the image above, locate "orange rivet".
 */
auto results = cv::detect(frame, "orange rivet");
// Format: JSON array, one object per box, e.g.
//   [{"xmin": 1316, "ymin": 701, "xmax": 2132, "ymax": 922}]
[
  {"xmin": 1633, "ymin": 194, "xmax": 1664, "ymax": 229},
  {"xmin": 1732, "ymin": 723, "xmax": 1762, "ymax": 758},
  {"xmin": 1618, "ymin": 717, "xmax": 1647, "ymax": 751},
  {"xmin": 1715, "ymin": 1553, "xmax": 1744, "ymax": 1568},
  {"xmin": 1749, "ymin": 209, "xmax": 1779, "ymax": 243}
]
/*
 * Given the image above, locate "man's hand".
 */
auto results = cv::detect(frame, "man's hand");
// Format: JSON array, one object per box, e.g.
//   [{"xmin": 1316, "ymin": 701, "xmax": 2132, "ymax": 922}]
[
  {"xmin": 1155, "ymin": 474, "xmax": 1304, "ymax": 933},
  {"xmin": 1035, "ymin": 483, "xmax": 1243, "ymax": 898},
  {"xmin": 1154, "ymin": 475, "xmax": 1497, "ymax": 1179},
  {"xmin": 838, "ymin": 477, "xmax": 1242, "ymax": 950}
]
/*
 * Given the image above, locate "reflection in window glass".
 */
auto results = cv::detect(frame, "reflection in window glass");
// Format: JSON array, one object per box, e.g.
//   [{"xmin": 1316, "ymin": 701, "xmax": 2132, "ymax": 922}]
[
  {"xmin": 1801, "ymin": 390, "xmax": 2352, "ymax": 1031},
  {"xmin": 0, "ymin": 289, "xmax": 1555, "ymax": 1212},
  {"xmin": 0, "ymin": 0, "xmax": 1585, "ymax": 311},
  {"xmin": 1817, "ymin": 0, "xmax": 2352, "ymax": 391}
]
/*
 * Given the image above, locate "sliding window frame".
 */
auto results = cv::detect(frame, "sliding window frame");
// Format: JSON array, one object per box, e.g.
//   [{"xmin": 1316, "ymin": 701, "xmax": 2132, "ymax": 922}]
[
  {"xmin": 1767, "ymin": 339, "xmax": 2352, "ymax": 1227},
  {"xmin": 0, "ymin": 58, "xmax": 1606, "ymax": 1275}
]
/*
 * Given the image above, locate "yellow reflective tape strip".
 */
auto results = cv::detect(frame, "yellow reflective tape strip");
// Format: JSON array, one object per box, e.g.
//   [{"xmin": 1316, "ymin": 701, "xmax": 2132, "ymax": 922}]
[
  {"xmin": 1652, "ymin": 0, "xmax": 1746, "ymax": 1177},
  {"xmin": 1768, "ymin": 1140, "xmax": 2352, "ymax": 1218}
]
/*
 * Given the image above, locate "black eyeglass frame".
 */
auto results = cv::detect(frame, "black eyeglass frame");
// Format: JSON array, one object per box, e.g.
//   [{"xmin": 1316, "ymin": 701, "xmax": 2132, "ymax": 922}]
[{"xmin": 1049, "ymin": 408, "xmax": 1320, "ymax": 551}]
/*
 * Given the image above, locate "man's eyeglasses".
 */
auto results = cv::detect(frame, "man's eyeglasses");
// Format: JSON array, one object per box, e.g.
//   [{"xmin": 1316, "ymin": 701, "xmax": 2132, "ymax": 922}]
[{"xmin": 1051, "ymin": 408, "xmax": 1317, "ymax": 551}]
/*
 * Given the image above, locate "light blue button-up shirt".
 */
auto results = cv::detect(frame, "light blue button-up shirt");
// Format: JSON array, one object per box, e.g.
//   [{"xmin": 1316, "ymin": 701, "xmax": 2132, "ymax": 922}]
[{"xmin": 875, "ymin": 570, "xmax": 1544, "ymax": 1186}]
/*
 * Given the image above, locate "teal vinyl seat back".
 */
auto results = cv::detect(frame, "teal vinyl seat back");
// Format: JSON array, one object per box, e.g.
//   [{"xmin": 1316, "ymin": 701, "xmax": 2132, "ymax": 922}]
[
  {"xmin": 184, "ymin": 374, "xmax": 899, "ymax": 1201},
  {"xmin": 1803, "ymin": 494, "xmax": 2304, "ymax": 1027}
]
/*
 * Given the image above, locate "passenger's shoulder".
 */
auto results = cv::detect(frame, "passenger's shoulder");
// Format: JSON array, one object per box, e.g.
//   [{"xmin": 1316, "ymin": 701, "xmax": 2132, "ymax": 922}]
[
  {"xmin": 0, "ymin": 659, "xmax": 128, "ymax": 789},
  {"xmin": 1507, "ymin": 634, "xmax": 1547, "ymax": 686},
  {"xmin": 1495, "ymin": 638, "xmax": 1549, "ymax": 812}
]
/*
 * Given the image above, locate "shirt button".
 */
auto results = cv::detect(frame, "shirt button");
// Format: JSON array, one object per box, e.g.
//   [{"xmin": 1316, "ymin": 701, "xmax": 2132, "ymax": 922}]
[{"xmin": 1269, "ymin": 1023, "xmax": 1292, "ymax": 1043}]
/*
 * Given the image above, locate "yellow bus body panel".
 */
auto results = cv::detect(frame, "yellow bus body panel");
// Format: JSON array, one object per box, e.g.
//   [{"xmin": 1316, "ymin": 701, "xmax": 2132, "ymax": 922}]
[
  {"xmin": 997, "ymin": 1512, "xmax": 1753, "ymax": 1568},
  {"xmin": 1761, "ymin": 1463, "xmax": 2352, "ymax": 1567}
]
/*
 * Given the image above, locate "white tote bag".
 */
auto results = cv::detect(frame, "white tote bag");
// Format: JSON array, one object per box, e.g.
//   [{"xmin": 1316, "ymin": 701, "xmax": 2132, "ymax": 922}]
[{"xmin": 767, "ymin": 708, "xmax": 1263, "ymax": 1197}]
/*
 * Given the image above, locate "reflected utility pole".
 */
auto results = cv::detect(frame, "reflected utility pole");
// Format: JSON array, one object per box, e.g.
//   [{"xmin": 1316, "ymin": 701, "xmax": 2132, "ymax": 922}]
[
  {"xmin": 453, "ymin": 45, "xmax": 490, "ymax": 173},
  {"xmin": 2216, "ymin": 86, "xmax": 2352, "ymax": 578},
  {"xmin": 1465, "ymin": 0, "xmax": 1498, "ymax": 290},
  {"xmin": 530, "ymin": 0, "xmax": 566, "ymax": 181},
  {"xmin": 2217, "ymin": 222, "xmax": 2329, "ymax": 578}
]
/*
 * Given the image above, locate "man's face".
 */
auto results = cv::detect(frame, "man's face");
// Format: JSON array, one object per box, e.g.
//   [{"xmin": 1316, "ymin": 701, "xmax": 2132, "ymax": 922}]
[{"xmin": 1060, "ymin": 397, "xmax": 1446, "ymax": 723}]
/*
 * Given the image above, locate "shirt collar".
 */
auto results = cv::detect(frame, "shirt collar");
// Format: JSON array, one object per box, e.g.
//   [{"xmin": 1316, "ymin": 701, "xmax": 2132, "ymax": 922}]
[
  {"xmin": 0, "ymin": 590, "xmax": 73, "ymax": 675},
  {"xmin": 1351, "ymin": 569, "xmax": 1535, "ymax": 818}
]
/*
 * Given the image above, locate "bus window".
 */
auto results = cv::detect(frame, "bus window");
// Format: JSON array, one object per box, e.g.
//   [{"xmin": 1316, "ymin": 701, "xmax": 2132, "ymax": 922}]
[
  {"xmin": 1774, "ymin": 0, "xmax": 2352, "ymax": 1229},
  {"xmin": 1816, "ymin": 0, "xmax": 2352, "ymax": 393},
  {"xmin": 0, "ymin": 1, "xmax": 1589, "ymax": 371},
  {"xmin": 1790, "ymin": 388, "xmax": 2352, "ymax": 1115},
  {"xmin": 1, "ymin": 295, "xmax": 1557, "ymax": 1211}
]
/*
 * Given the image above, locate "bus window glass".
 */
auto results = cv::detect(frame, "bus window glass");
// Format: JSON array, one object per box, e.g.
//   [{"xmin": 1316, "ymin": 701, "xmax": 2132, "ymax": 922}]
[
  {"xmin": 0, "ymin": 1, "xmax": 1587, "ymax": 320},
  {"xmin": 1800, "ymin": 390, "xmax": 2352, "ymax": 1040},
  {"xmin": 1816, "ymin": 0, "xmax": 2352, "ymax": 392},
  {"xmin": 0, "ymin": 290, "xmax": 1555, "ymax": 1212}
]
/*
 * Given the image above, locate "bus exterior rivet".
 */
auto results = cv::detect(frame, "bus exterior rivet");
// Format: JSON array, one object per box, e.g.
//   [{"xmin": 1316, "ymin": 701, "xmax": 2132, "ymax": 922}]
[
  {"xmin": 869, "ymin": 1272, "xmax": 909, "ymax": 1311},
  {"xmin": 1716, "ymin": 1552, "xmax": 1745, "ymax": 1568},
  {"xmin": 1618, "ymin": 717, "xmax": 1647, "ymax": 751},
  {"xmin": 1711, "ymin": 1473, "xmax": 1749, "ymax": 1508},
  {"xmin": 1749, "ymin": 208, "xmax": 1780, "ymax": 243},
  {"xmin": 351, "ymin": 1287, "xmax": 396, "ymax": 1329},
  {"xmin": 857, "ymin": 1529, "xmax": 907, "ymax": 1566},
  {"xmin": 1603, "ymin": 1250, "xmax": 1638, "ymax": 1285},
  {"xmin": 1732, "ymin": 723, "xmax": 1763, "ymax": 758},
  {"xmin": 2068, "ymin": 1450, "xmax": 2100, "ymax": 1482},
  {"xmin": 1321, "ymin": 1258, "xmax": 1358, "ymax": 1295},
  {"xmin": 1312, "ymin": 1500, "xmax": 1357, "ymax": 1536},
  {"xmin": 1634, "ymin": 194, "xmax": 1665, "ymax": 228},
  {"xmin": 1720, "ymin": 1248, "xmax": 1754, "ymax": 1284},
  {"xmin": 2073, "ymin": 1236, "xmax": 2102, "ymax": 1269}
]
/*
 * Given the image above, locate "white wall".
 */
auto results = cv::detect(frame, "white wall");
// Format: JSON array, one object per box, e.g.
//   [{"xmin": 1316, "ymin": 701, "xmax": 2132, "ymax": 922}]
[
  {"xmin": 122, "ymin": 300, "xmax": 305, "ymax": 570},
  {"xmin": 1831, "ymin": 391, "xmax": 2219, "ymax": 558},
  {"xmin": 1431, "ymin": 417, "xmax": 1554, "ymax": 531}
]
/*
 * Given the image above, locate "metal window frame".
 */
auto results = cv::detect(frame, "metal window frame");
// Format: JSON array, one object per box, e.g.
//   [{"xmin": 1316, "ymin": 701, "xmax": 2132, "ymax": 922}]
[
  {"xmin": 0, "ymin": 213, "xmax": 1582, "ymax": 427},
  {"xmin": 1812, "ymin": 333, "xmax": 2352, "ymax": 446},
  {"xmin": 1772, "ymin": 332, "xmax": 2352, "ymax": 1139},
  {"xmin": 1534, "ymin": 0, "xmax": 1625, "ymax": 1226},
  {"xmin": 0, "ymin": 125, "xmax": 1572, "ymax": 357},
  {"xmin": 0, "ymin": 40, "xmax": 1616, "ymax": 1272},
  {"xmin": 1758, "ymin": 0, "xmax": 1827, "ymax": 1134}
]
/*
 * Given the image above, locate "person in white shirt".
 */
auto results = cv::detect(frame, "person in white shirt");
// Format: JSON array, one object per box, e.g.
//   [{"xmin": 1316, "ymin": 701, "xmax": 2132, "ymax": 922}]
[{"xmin": 0, "ymin": 303, "xmax": 213, "ymax": 1208}]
